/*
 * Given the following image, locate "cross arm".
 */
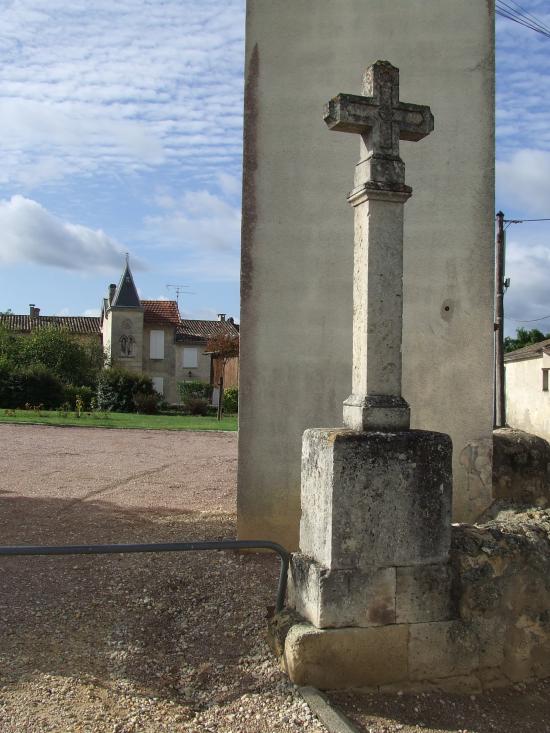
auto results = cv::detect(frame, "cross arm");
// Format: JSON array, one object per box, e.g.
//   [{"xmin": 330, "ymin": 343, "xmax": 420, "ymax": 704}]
[
  {"xmin": 394, "ymin": 102, "xmax": 434, "ymax": 141},
  {"xmin": 323, "ymin": 93, "xmax": 377, "ymax": 134}
]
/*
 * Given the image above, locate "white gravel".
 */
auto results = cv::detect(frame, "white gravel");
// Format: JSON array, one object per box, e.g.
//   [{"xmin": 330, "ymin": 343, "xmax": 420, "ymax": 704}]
[{"xmin": 0, "ymin": 424, "xmax": 326, "ymax": 733}]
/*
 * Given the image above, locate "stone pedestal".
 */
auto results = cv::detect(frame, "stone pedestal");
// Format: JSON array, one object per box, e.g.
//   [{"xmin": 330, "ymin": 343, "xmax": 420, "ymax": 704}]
[{"xmin": 289, "ymin": 428, "xmax": 453, "ymax": 629}]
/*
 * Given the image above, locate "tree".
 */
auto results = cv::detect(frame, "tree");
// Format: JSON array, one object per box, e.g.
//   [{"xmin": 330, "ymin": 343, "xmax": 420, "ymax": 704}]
[
  {"xmin": 504, "ymin": 327, "xmax": 550, "ymax": 353},
  {"xmin": 0, "ymin": 324, "xmax": 24, "ymax": 366},
  {"xmin": 205, "ymin": 333, "xmax": 239, "ymax": 420},
  {"xmin": 19, "ymin": 327, "xmax": 105, "ymax": 386}
]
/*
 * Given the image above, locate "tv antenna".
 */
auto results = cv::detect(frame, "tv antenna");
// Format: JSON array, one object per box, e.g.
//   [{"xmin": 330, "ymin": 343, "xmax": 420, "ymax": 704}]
[{"xmin": 166, "ymin": 284, "xmax": 194, "ymax": 307}]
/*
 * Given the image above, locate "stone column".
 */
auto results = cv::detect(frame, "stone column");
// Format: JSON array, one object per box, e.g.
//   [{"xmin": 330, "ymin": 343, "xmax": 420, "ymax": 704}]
[{"xmin": 282, "ymin": 62, "xmax": 455, "ymax": 688}]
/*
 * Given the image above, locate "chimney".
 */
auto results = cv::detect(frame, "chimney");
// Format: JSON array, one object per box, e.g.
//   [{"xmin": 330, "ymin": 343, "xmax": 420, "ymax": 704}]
[
  {"xmin": 218, "ymin": 313, "xmax": 226, "ymax": 322},
  {"xmin": 29, "ymin": 304, "xmax": 40, "ymax": 318},
  {"xmin": 227, "ymin": 316, "xmax": 234, "ymax": 324},
  {"xmin": 108, "ymin": 283, "xmax": 117, "ymax": 304}
]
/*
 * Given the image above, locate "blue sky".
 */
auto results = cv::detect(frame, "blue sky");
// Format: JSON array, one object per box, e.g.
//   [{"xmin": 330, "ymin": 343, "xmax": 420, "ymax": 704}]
[{"xmin": 0, "ymin": 1, "xmax": 548, "ymax": 335}]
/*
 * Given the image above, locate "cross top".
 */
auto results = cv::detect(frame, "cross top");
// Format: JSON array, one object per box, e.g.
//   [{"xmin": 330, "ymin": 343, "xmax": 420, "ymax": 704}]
[{"xmin": 324, "ymin": 60, "xmax": 433, "ymax": 186}]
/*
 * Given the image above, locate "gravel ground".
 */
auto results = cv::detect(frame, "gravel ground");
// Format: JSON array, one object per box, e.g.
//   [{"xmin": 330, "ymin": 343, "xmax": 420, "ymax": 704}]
[
  {"xmin": 1, "ymin": 424, "xmax": 549, "ymax": 733},
  {"xmin": 0, "ymin": 424, "xmax": 324, "ymax": 733},
  {"xmin": 331, "ymin": 682, "xmax": 550, "ymax": 733}
]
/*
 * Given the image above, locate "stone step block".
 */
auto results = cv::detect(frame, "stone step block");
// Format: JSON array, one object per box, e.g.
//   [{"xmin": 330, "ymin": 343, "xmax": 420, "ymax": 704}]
[{"xmin": 289, "ymin": 553, "xmax": 396, "ymax": 628}]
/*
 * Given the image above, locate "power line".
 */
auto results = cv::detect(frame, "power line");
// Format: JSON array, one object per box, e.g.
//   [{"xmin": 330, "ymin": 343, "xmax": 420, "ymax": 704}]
[
  {"xmin": 496, "ymin": 1, "xmax": 550, "ymax": 38},
  {"xmin": 504, "ymin": 217, "xmax": 550, "ymax": 223},
  {"xmin": 506, "ymin": 314, "xmax": 550, "ymax": 323},
  {"xmin": 502, "ymin": 216, "xmax": 550, "ymax": 229}
]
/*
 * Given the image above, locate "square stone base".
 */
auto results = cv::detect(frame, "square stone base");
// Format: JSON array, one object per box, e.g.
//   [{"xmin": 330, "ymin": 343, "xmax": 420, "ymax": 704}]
[{"xmin": 299, "ymin": 428, "xmax": 453, "ymax": 570}]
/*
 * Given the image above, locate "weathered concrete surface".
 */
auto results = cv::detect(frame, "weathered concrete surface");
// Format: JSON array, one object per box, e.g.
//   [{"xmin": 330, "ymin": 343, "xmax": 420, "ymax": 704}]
[
  {"xmin": 289, "ymin": 428, "xmax": 452, "ymax": 629},
  {"xmin": 492, "ymin": 428, "xmax": 550, "ymax": 507},
  {"xmin": 283, "ymin": 623, "xmax": 409, "ymax": 689},
  {"xmin": 238, "ymin": 0, "xmax": 495, "ymax": 548},
  {"xmin": 289, "ymin": 555, "xmax": 397, "ymax": 628},
  {"xmin": 298, "ymin": 429, "xmax": 453, "ymax": 569}
]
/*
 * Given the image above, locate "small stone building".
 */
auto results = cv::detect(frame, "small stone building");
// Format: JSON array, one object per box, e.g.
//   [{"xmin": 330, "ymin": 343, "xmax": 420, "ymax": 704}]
[{"xmin": 505, "ymin": 338, "xmax": 550, "ymax": 442}]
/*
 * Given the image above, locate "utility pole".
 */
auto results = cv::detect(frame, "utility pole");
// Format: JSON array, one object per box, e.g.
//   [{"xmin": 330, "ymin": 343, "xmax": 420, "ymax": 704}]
[{"xmin": 494, "ymin": 211, "xmax": 506, "ymax": 428}]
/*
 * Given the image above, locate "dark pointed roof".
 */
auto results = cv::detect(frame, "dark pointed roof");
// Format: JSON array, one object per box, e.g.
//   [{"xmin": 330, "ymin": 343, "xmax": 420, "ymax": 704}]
[{"xmin": 111, "ymin": 260, "xmax": 141, "ymax": 308}]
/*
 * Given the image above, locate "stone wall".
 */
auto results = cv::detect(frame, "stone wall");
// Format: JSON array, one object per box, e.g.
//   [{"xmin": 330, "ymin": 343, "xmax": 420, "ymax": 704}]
[
  {"xmin": 492, "ymin": 428, "xmax": 550, "ymax": 508},
  {"xmin": 275, "ymin": 509, "xmax": 550, "ymax": 691},
  {"xmin": 452, "ymin": 510, "xmax": 550, "ymax": 687}
]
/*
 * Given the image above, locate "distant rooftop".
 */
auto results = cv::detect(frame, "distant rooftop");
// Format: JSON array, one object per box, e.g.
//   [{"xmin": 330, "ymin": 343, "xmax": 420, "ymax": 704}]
[
  {"xmin": 0, "ymin": 313, "xmax": 101, "ymax": 336},
  {"xmin": 141, "ymin": 300, "xmax": 181, "ymax": 325},
  {"xmin": 176, "ymin": 318, "xmax": 239, "ymax": 343},
  {"xmin": 504, "ymin": 338, "xmax": 550, "ymax": 362}
]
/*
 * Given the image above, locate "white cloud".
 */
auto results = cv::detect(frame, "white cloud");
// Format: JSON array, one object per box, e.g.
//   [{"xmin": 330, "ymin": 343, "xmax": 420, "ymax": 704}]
[
  {"xmin": 83, "ymin": 308, "xmax": 101, "ymax": 317},
  {"xmin": 217, "ymin": 172, "xmax": 242, "ymax": 199},
  {"xmin": 0, "ymin": 195, "xmax": 126, "ymax": 272},
  {"xmin": 503, "ymin": 228, "xmax": 550, "ymax": 335},
  {"xmin": 0, "ymin": 1, "xmax": 245, "ymax": 187},
  {"xmin": 496, "ymin": 6, "xmax": 550, "ymax": 158},
  {"xmin": 145, "ymin": 189, "xmax": 240, "ymax": 252},
  {"xmin": 497, "ymin": 149, "xmax": 550, "ymax": 216},
  {"xmin": 143, "ymin": 188, "xmax": 241, "ymax": 283}
]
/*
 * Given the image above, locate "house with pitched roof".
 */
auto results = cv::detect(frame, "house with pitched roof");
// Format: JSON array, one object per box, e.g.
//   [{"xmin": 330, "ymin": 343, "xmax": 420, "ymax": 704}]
[
  {"xmin": 1, "ymin": 260, "xmax": 238, "ymax": 405},
  {"xmin": 505, "ymin": 338, "xmax": 550, "ymax": 442},
  {"xmin": 101, "ymin": 259, "xmax": 238, "ymax": 403}
]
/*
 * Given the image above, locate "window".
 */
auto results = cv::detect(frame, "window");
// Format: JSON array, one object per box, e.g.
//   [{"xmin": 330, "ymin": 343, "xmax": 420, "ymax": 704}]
[
  {"xmin": 150, "ymin": 330, "xmax": 164, "ymax": 359},
  {"xmin": 152, "ymin": 377, "xmax": 164, "ymax": 395},
  {"xmin": 183, "ymin": 347, "xmax": 198, "ymax": 368},
  {"xmin": 543, "ymin": 369, "xmax": 549, "ymax": 392}
]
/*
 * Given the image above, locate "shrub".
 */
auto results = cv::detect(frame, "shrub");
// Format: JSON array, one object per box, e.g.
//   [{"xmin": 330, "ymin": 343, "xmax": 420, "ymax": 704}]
[
  {"xmin": 186, "ymin": 397, "xmax": 209, "ymax": 416},
  {"xmin": 64, "ymin": 384, "xmax": 95, "ymax": 410},
  {"xmin": 178, "ymin": 380, "xmax": 212, "ymax": 403},
  {"xmin": 133, "ymin": 391, "xmax": 160, "ymax": 414},
  {"xmin": 223, "ymin": 386, "xmax": 238, "ymax": 414},
  {"xmin": 97, "ymin": 368, "xmax": 155, "ymax": 413},
  {"xmin": 2, "ymin": 364, "xmax": 66, "ymax": 409}
]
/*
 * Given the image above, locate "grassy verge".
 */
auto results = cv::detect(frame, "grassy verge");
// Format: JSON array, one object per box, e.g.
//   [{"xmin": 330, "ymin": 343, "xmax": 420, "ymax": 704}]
[{"xmin": 0, "ymin": 409, "xmax": 238, "ymax": 432}]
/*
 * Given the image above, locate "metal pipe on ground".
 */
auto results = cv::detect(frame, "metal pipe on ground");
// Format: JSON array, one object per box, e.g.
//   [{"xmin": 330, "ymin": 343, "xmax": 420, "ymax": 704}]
[{"xmin": 0, "ymin": 539, "xmax": 290, "ymax": 613}]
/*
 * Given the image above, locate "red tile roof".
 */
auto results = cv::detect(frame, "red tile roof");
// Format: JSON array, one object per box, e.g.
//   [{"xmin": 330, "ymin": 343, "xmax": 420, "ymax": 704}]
[
  {"xmin": 0, "ymin": 314, "xmax": 101, "ymax": 335},
  {"xmin": 142, "ymin": 300, "xmax": 181, "ymax": 325},
  {"xmin": 176, "ymin": 319, "xmax": 239, "ymax": 342}
]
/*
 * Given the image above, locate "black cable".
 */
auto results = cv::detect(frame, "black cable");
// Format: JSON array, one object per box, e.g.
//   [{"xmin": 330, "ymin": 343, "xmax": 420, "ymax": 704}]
[
  {"xmin": 502, "ymin": 0, "xmax": 550, "ymax": 35},
  {"xmin": 496, "ymin": 3, "xmax": 550, "ymax": 38}
]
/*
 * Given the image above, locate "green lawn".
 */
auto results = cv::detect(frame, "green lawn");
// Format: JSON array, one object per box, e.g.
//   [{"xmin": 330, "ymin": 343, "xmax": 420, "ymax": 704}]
[{"xmin": 0, "ymin": 409, "xmax": 238, "ymax": 432}]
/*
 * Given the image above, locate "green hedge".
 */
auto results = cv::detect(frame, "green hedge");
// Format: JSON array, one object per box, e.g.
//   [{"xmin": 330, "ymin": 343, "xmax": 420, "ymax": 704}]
[
  {"xmin": 0, "ymin": 362, "xmax": 66, "ymax": 409},
  {"xmin": 97, "ymin": 368, "xmax": 156, "ymax": 413},
  {"xmin": 223, "ymin": 386, "xmax": 238, "ymax": 414}
]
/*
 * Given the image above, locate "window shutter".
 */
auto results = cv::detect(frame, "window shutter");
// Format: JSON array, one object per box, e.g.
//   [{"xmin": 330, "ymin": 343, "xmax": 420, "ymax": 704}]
[
  {"xmin": 183, "ymin": 347, "xmax": 198, "ymax": 368},
  {"xmin": 150, "ymin": 330, "xmax": 164, "ymax": 359}
]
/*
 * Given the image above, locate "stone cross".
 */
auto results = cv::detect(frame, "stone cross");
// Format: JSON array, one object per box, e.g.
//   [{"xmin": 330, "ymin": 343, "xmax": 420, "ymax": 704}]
[{"xmin": 324, "ymin": 60, "xmax": 433, "ymax": 431}]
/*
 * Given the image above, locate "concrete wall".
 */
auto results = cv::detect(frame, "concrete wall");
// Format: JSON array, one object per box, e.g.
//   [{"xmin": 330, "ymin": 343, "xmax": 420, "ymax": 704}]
[
  {"xmin": 506, "ymin": 354, "xmax": 550, "ymax": 442},
  {"xmin": 238, "ymin": 0, "xmax": 495, "ymax": 548}
]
